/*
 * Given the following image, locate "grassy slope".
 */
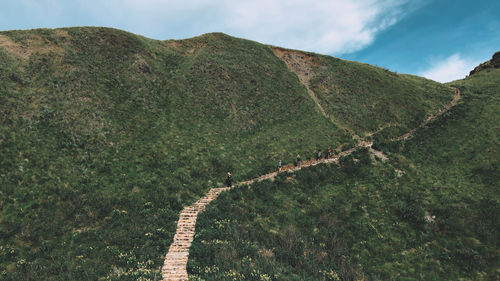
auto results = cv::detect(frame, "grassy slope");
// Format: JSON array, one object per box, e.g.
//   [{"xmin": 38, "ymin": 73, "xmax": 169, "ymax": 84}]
[
  {"xmin": 0, "ymin": 27, "xmax": 349, "ymax": 280},
  {"xmin": 189, "ymin": 67, "xmax": 499, "ymax": 280},
  {"xmin": 0, "ymin": 27, "xmax": 456, "ymax": 280},
  {"xmin": 309, "ymin": 56, "xmax": 454, "ymax": 136},
  {"xmin": 396, "ymin": 68, "xmax": 500, "ymax": 279}
]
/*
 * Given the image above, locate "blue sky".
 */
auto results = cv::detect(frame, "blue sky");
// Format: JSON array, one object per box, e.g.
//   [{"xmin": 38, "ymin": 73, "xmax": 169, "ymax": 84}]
[{"xmin": 1, "ymin": 0, "xmax": 499, "ymax": 82}]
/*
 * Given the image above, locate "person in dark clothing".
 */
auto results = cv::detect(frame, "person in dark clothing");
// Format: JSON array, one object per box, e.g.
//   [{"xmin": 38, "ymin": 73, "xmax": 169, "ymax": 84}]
[
  {"xmin": 226, "ymin": 172, "xmax": 232, "ymax": 187},
  {"xmin": 316, "ymin": 149, "xmax": 322, "ymax": 160},
  {"xmin": 327, "ymin": 147, "xmax": 333, "ymax": 159},
  {"xmin": 278, "ymin": 160, "xmax": 282, "ymax": 172},
  {"xmin": 296, "ymin": 154, "xmax": 301, "ymax": 167}
]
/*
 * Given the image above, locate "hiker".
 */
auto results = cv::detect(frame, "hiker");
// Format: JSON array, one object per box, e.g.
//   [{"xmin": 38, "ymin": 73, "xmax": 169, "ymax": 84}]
[
  {"xmin": 277, "ymin": 160, "xmax": 282, "ymax": 172},
  {"xmin": 226, "ymin": 172, "xmax": 232, "ymax": 187},
  {"xmin": 296, "ymin": 154, "xmax": 301, "ymax": 167},
  {"xmin": 316, "ymin": 149, "xmax": 322, "ymax": 161},
  {"xmin": 328, "ymin": 147, "xmax": 333, "ymax": 159}
]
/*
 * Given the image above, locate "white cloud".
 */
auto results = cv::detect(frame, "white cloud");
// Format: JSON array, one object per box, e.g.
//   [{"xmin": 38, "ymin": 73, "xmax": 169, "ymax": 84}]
[
  {"xmin": 420, "ymin": 54, "xmax": 479, "ymax": 83},
  {"xmin": 68, "ymin": 0, "xmax": 420, "ymax": 55},
  {"xmin": 6, "ymin": 0, "xmax": 422, "ymax": 55}
]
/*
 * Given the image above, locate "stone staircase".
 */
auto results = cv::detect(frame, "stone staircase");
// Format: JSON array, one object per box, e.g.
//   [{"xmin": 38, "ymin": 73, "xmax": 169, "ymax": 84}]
[
  {"xmin": 161, "ymin": 141, "xmax": 375, "ymax": 281},
  {"xmin": 161, "ymin": 187, "xmax": 229, "ymax": 281}
]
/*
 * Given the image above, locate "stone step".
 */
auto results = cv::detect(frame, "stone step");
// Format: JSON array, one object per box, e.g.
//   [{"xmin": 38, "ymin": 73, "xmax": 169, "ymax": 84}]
[
  {"xmin": 161, "ymin": 148, "xmax": 377, "ymax": 280},
  {"xmin": 162, "ymin": 185, "xmax": 230, "ymax": 281}
]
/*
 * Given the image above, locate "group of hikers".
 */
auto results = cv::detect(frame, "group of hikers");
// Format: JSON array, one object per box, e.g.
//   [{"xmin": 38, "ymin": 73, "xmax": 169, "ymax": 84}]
[
  {"xmin": 284, "ymin": 146, "xmax": 336, "ymax": 171},
  {"xmin": 225, "ymin": 147, "xmax": 337, "ymax": 187}
]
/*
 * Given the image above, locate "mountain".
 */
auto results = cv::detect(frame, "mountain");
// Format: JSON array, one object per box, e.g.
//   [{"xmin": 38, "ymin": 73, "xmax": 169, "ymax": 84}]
[
  {"xmin": 0, "ymin": 27, "xmax": 472, "ymax": 280},
  {"xmin": 189, "ymin": 55, "xmax": 500, "ymax": 280}
]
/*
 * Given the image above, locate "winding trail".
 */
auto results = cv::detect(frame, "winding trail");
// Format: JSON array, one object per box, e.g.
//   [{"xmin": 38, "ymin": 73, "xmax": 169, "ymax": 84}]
[
  {"xmin": 396, "ymin": 87, "xmax": 461, "ymax": 141},
  {"xmin": 161, "ymin": 72, "xmax": 461, "ymax": 280},
  {"xmin": 162, "ymin": 141, "xmax": 373, "ymax": 281}
]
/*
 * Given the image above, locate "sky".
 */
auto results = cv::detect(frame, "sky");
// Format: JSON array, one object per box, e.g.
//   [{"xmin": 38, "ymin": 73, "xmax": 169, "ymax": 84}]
[{"xmin": 1, "ymin": 0, "xmax": 499, "ymax": 82}]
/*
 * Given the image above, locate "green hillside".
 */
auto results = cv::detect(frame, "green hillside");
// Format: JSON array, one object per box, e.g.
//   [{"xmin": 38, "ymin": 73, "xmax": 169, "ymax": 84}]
[
  {"xmin": 271, "ymin": 47, "xmax": 454, "ymax": 137},
  {"xmin": 0, "ymin": 27, "xmax": 459, "ymax": 280},
  {"xmin": 189, "ymin": 58, "xmax": 500, "ymax": 280}
]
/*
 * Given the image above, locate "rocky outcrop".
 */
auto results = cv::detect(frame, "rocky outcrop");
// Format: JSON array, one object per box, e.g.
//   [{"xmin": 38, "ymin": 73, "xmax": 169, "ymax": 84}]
[{"xmin": 469, "ymin": 51, "xmax": 500, "ymax": 76}]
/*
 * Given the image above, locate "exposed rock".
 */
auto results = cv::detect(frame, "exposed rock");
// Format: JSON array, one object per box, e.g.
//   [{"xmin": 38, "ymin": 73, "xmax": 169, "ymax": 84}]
[
  {"xmin": 424, "ymin": 211, "xmax": 436, "ymax": 223},
  {"xmin": 395, "ymin": 169, "xmax": 405, "ymax": 177},
  {"xmin": 492, "ymin": 51, "xmax": 500, "ymax": 68},
  {"xmin": 469, "ymin": 51, "xmax": 500, "ymax": 76},
  {"xmin": 137, "ymin": 60, "xmax": 151, "ymax": 74},
  {"xmin": 133, "ymin": 54, "xmax": 151, "ymax": 74}
]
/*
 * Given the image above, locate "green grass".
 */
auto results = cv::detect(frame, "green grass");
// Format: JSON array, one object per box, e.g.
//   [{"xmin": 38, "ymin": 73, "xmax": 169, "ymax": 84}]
[
  {"xmin": 0, "ymin": 27, "xmax": 470, "ymax": 280},
  {"xmin": 0, "ymin": 27, "xmax": 351, "ymax": 280},
  {"xmin": 189, "ymin": 150, "xmax": 452, "ymax": 280},
  {"xmin": 188, "ymin": 68, "xmax": 499, "ymax": 280},
  {"xmin": 309, "ymin": 57, "xmax": 454, "ymax": 136}
]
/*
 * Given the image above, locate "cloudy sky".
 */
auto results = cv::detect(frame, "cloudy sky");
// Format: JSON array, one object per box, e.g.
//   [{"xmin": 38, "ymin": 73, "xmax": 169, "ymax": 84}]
[{"xmin": 2, "ymin": 0, "xmax": 499, "ymax": 82}]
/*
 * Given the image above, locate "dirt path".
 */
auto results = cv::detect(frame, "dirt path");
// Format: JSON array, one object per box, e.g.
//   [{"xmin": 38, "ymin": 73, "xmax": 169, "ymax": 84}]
[
  {"xmin": 396, "ymin": 87, "xmax": 461, "ymax": 141},
  {"xmin": 161, "ymin": 78, "xmax": 461, "ymax": 281},
  {"xmin": 270, "ymin": 48, "xmax": 462, "ymax": 144},
  {"xmin": 271, "ymin": 47, "xmax": 355, "ymax": 135},
  {"xmin": 271, "ymin": 47, "xmax": 327, "ymax": 117}
]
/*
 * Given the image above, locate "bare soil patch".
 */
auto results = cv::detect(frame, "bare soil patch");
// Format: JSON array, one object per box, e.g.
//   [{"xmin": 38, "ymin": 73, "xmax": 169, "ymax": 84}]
[{"xmin": 0, "ymin": 31, "xmax": 68, "ymax": 59}]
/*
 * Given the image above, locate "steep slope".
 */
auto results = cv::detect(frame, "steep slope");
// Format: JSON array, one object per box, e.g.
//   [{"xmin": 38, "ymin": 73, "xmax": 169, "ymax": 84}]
[
  {"xmin": 0, "ymin": 28, "xmax": 347, "ymax": 281},
  {"xmin": 188, "ymin": 57, "xmax": 499, "ymax": 280},
  {"xmin": 0, "ymin": 27, "xmax": 455, "ymax": 280},
  {"xmin": 272, "ymin": 47, "xmax": 455, "ymax": 137}
]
